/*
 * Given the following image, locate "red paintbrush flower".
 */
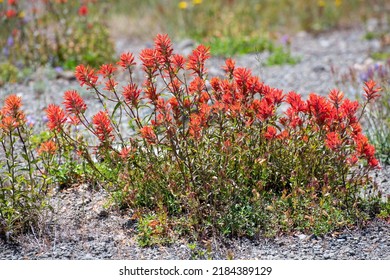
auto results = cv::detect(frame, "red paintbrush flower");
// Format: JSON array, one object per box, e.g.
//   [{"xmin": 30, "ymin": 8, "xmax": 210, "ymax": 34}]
[
  {"xmin": 264, "ymin": 126, "xmax": 277, "ymax": 140},
  {"xmin": 78, "ymin": 5, "xmax": 88, "ymax": 16},
  {"xmin": 3, "ymin": 94, "xmax": 22, "ymax": 116},
  {"xmin": 123, "ymin": 83, "xmax": 141, "ymax": 106},
  {"xmin": 92, "ymin": 111, "xmax": 114, "ymax": 143},
  {"xmin": 117, "ymin": 52, "xmax": 136, "ymax": 69},
  {"xmin": 286, "ymin": 91, "xmax": 307, "ymax": 113},
  {"xmin": 46, "ymin": 104, "xmax": 66, "ymax": 131},
  {"xmin": 222, "ymin": 58, "xmax": 235, "ymax": 76},
  {"xmin": 154, "ymin": 34, "xmax": 173, "ymax": 63},
  {"xmin": 140, "ymin": 126, "xmax": 157, "ymax": 144},
  {"xmin": 63, "ymin": 90, "xmax": 87, "ymax": 115},
  {"xmin": 325, "ymin": 132, "xmax": 342, "ymax": 150},
  {"xmin": 187, "ymin": 44, "xmax": 210, "ymax": 77},
  {"xmin": 233, "ymin": 67, "xmax": 252, "ymax": 88},
  {"xmin": 75, "ymin": 64, "xmax": 98, "ymax": 88},
  {"xmin": 38, "ymin": 140, "xmax": 57, "ymax": 156},
  {"xmin": 363, "ymin": 80, "xmax": 381, "ymax": 102},
  {"xmin": 171, "ymin": 54, "xmax": 186, "ymax": 71},
  {"xmin": 328, "ymin": 89, "xmax": 344, "ymax": 108},
  {"xmin": 139, "ymin": 48, "xmax": 158, "ymax": 72},
  {"xmin": 99, "ymin": 64, "xmax": 117, "ymax": 78}
]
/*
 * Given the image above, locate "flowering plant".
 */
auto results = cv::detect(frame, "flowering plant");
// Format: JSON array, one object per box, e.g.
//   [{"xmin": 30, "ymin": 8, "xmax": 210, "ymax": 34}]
[{"xmin": 40, "ymin": 34, "xmax": 384, "ymax": 238}]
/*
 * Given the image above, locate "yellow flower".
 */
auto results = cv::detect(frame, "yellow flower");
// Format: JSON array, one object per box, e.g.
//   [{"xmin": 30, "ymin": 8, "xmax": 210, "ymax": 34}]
[
  {"xmin": 317, "ymin": 0, "xmax": 325, "ymax": 7},
  {"xmin": 193, "ymin": 0, "xmax": 202, "ymax": 4},
  {"xmin": 19, "ymin": 11, "xmax": 25, "ymax": 18},
  {"xmin": 178, "ymin": 1, "xmax": 188, "ymax": 9},
  {"xmin": 334, "ymin": 0, "xmax": 342, "ymax": 7}
]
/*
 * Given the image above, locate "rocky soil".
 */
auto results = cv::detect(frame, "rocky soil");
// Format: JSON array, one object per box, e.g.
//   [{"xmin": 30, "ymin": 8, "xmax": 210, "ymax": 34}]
[{"xmin": 0, "ymin": 26, "xmax": 389, "ymax": 259}]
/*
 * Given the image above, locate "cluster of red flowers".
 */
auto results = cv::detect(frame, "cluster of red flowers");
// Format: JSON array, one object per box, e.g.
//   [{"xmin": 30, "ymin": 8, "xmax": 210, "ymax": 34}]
[{"xmin": 0, "ymin": 95, "xmax": 25, "ymax": 132}]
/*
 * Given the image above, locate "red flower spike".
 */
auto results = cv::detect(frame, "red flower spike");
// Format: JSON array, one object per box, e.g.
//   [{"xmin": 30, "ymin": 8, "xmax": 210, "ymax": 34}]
[
  {"xmin": 222, "ymin": 58, "xmax": 235, "ymax": 75},
  {"xmin": 171, "ymin": 54, "xmax": 186, "ymax": 71},
  {"xmin": 154, "ymin": 34, "xmax": 173, "ymax": 63},
  {"xmin": 78, "ymin": 5, "xmax": 88, "ymax": 16},
  {"xmin": 325, "ymin": 132, "xmax": 342, "ymax": 150},
  {"xmin": 265, "ymin": 126, "xmax": 277, "ymax": 140},
  {"xmin": 123, "ymin": 83, "xmax": 141, "ymax": 106},
  {"xmin": 189, "ymin": 77, "xmax": 206, "ymax": 95},
  {"xmin": 99, "ymin": 64, "xmax": 117, "ymax": 78},
  {"xmin": 46, "ymin": 104, "xmax": 66, "ymax": 131},
  {"xmin": 363, "ymin": 80, "xmax": 381, "ymax": 102},
  {"xmin": 117, "ymin": 52, "xmax": 136, "ymax": 69},
  {"xmin": 233, "ymin": 67, "xmax": 252, "ymax": 88},
  {"xmin": 140, "ymin": 48, "xmax": 159, "ymax": 72},
  {"xmin": 0, "ymin": 116, "xmax": 18, "ymax": 132},
  {"xmin": 187, "ymin": 45, "xmax": 210, "ymax": 77},
  {"xmin": 75, "ymin": 65, "xmax": 98, "ymax": 88},
  {"xmin": 6, "ymin": 9, "xmax": 17, "ymax": 18},
  {"xmin": 38, "ymin": 140, "xmax": 57, "ymax": 156},
  {"xmin": 328, "ymin": 89, "xmax": 344, "ymax": 108},
  {"xmin": 63, "ymin": 90, "xmax": 87, "ymax": 115},
  {"xmin": 93, "ymin": 111, "xmax": 114, "ymax": 143},
  {"xmin": 3, "ymin": 94, "xmax": 22, "ymax": 116},
  {"xmin": 104, "ymin": 79, "xmax": 118, "ymax": 91},
  {"xmin": 140, "ymin": 126, "xmax": 157, "ymax": 144},
  {"xmin": 307, "ymin": 93, "xmax": 332, "ymax": 126},
  {"xmin": 286, "ymin": 91, "xmax": 307, "ymax": 113}
]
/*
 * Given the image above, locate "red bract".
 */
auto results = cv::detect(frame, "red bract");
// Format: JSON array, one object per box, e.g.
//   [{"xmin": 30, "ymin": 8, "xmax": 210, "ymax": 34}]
[
  {"xmin": 117, "ymin": 52, "xmax": 136, "ymax": 69},
  {"xmin": 6, "ymin": 9, "xmax": 17, "ymax": 18},
  {"xmin": 363, "ymin": 80, "xmax": 381, "ymax": 102},
  {"xmin": 104, "ymin": 79, "xmax": 118, "ymax": 91},
  {"xmin": 93, "ymin": 111, "xmax": 114, "ymax": 143},
  {"xmin": 328, "ymin": 89, "xmax": 344, "ymax": 108},
  {"xmin": 139, "ymin": 48, "xmax": 158, "ymax": 73},
  {"xmin": 189, "ymin": 77, "xmax": 206, "ymax": 95},
  {"xmin": 99, "ymin": 64, "xmax": 117, "ymax": 78},
  {"xmin": 265, "ymin": 126, "xmax": 277, "ymax": 140},
  {"xmin": 123, "ymin": 83, "xmax": 141, "ymax": 106},
  {"xmin": 222, "ymin": 58, "xmax": 235, "ymax": 76},
  {"xmin": 140, "ymin": 126, "xmax": 157, "ymax": 144},
  {"xmin": 78, "ymin": 5, "xmax": 88, "ymax": 16},
  {"xmin": 46, "ymin": 104, "xmax": 66, "ymax": 131},
  {"xmin": 187, "ymin": 44, "xmax": 210, "ymax": 77},
  {"xmin": 154, "ymin": 34, "xmax": 173, "ymax": 63},
  {"xmin": 38, "ymin": 140, "xmax": 57, "ymax": 156},
  {"xmin": 325, "ymin": 132, "xmax": 342, "ymax": 150},
  {"xmin": 63, "ymin": 90, "xmax": 87, "ymax": 115},
  {"xmin": 252, "ymin": 99, "xmax": 274, "ymax": 121},
  {"xmin": 307, "ymin": 94, "xmax": 332, "ymax": 126},
  {"xmin": 75, "ymin": 65, "xmax": 98, "ymax": 88},
  {"xmin": 8, "ymin": 0, "xmax": 17, "ymax": 6},
  {"xmin": 340, "ymin": 99, "xmax": 359, "ymax": 124},
  {"xmin": 3, "ymin": 94, "xmax": 22, "ymax": 116},
  {"xmin": 234, "ymin": 67, "xmax": 252, "ymax": 88},
  {"xmin": 171, "ymin": 54, "xmax": 186, "ymax": 71},
  {"xmin": 0, "ymin": 116, "xmax": 18, "ymax": 132},
  {"xmin": 286, "ymin": 91, "xmax": 307, "ymax": 113}
]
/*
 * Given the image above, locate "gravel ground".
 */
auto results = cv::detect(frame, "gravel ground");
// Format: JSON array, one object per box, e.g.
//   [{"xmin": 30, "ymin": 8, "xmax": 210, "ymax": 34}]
[{"xmin": 0, "ymin": 26, "xmax": 389, "ymax": 260}]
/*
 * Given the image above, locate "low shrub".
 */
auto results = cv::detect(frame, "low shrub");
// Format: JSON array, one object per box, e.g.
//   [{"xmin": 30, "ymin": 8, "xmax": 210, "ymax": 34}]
[{"xmin": 41, "ymin": 34, "xmax": 384, "ymax": 241}]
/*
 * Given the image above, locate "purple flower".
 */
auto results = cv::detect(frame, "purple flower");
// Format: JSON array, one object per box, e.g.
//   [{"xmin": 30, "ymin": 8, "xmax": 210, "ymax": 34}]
[
  {"xmin": 2, "ymin": 47, "xmax": 9, "ymax": 57},
  {"xmin": 280, "ymin": 34, "xmax": 290, "ymax": 46},
  {"xmin": 359, "ymin": 72, "xmax": 368, "ymax": 82},
  {"xmin": 42, "ymin": 115, "xmax": 49, "ymax": 123},
  {"xmin": 7, "ymin": 36, "xmax": 14, "ymax": 47},
  {"xmin": 26, "ymin": 115, "xmax": 35, "ymax": 127},
  {"xmin": 54, "ymin": 66, "xmax": 63, "ymax": 73}
]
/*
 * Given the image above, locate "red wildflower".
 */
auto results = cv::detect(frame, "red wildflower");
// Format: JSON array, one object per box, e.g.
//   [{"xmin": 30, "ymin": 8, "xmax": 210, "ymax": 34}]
[
  {"xmin": 75, "ymin": 65, "xmax": 98, "ymax": 88},
  {"xmin": 286, "ymin": 91, "xmax": 306, "ymax": 112},
  {"xmin": 78, "ymin": 5, "xmax": 88, "ymax": 16},
  {"xmin": 171, "ymin": 54, "xmax": 186, "ymax": 71},
  {"xmin": 154, "ymin": 34, "xmax": 173, "ymax": 63},
  {"xmin": 187, "ymin": 44, "xmax": 210, "ymax": 77},
  {"xmin": 328, "ymin": 89, "xmax": 344, "ymax": 108},
  {"xmin": 325, "ymin": 132, "xmax": 342, "ymax": 150},
  {"xmin": 347, "ymin": 154, "xmax": 359, "ymax": 166},
  {"xmin": 140, "ymin": 126, "xmax": 157, "ymax": 144},
  {"xmin": 251, "ymin": 99, "xmax": 274, "ymax": 121},
  {"xmin": 123, "ymin": 83, "xmax": 141, "ymax": 106},
  {"xmin": 189, "ymin": 77, "xmax": 205, "ymax": 95},
  {"xmin": 104, "ymin": 79, "xmax": 118, "ymax": 91},
  {"xmin": 8, "ymin": 0, "xmax": 17, "ymax": 6},
  {"xmin": 264, "ymin": 126, "xmax": 277, "ymax": 140},
  {"xmin": 266, "ymin": 88, "xmax": 284, "ymax": 106},
  {"xmin": 6, "ymin": 9, "xmax": 17, "ymax": 18},
  {"xmin": 307, "ymin": 93, "xmax": 332, "ymax": 126},
  {"xmin": 340, "ymin": 99, "xmax": 359, "ymax": 124},
  {"xmin": 63, "ymin": 90, "xmax": 87, "ymax": 115},
  {"xmin": 99, "ymin": 64, "xmax": 117, "ymax": 78},
  {"xmin": 3, "ymin": 94, "xmax": 22, "ymax": 116},
  {"xmin": 119, "ymin": 146, "xmax": 133, "ymax": 160},
  {"xmin": 233, "ymin": 67, "xmax": 252, "ymax": 88},
  {"xmin": 368, "ymin": 157, "xmax": 379, "ymax": 168},
  {"xmin": 38, "ymin": 140, "xmax": 57, "ymax": 156},
  {"xmin": 363, "ymin": 80, "xmax": 381, "ymax": 102},
  {"xmin": 0, "ymin": 116, "xmax": 18, "ymax": 132},
  {"xmin": 93, "ymin": 111, "xmax": 114, "ymax": 143},
  {"xmin": 222, "ymin": 58, "xmax": 235, "ymax": 76},
  {"xmin": 189, "ymin": 114, "xmax": 202, "ymax": 140},
  {"xmin": 117, "ymin": 52, "xmax": 136, "ymax": 69},
  {"xmin": 139, "ymin": 48, "xmax": 158, "ymax": 72},
  {"xmin": 46, "ymin": 104, "xmax": 66, "ymax": 131}
]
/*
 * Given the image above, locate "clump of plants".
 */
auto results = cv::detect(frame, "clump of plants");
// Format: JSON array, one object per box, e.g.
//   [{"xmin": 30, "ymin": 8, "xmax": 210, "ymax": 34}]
[
  {"xmin": 0, "ymin": 0, "xmax": 115, "ymax": 70},
  {"xmin": 333, "ymin": 59, "xmax": 390, "ymax": 163},
  {"xmin": 37, "ymin": 34, "xmax": 385, "ymax": 242}
]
